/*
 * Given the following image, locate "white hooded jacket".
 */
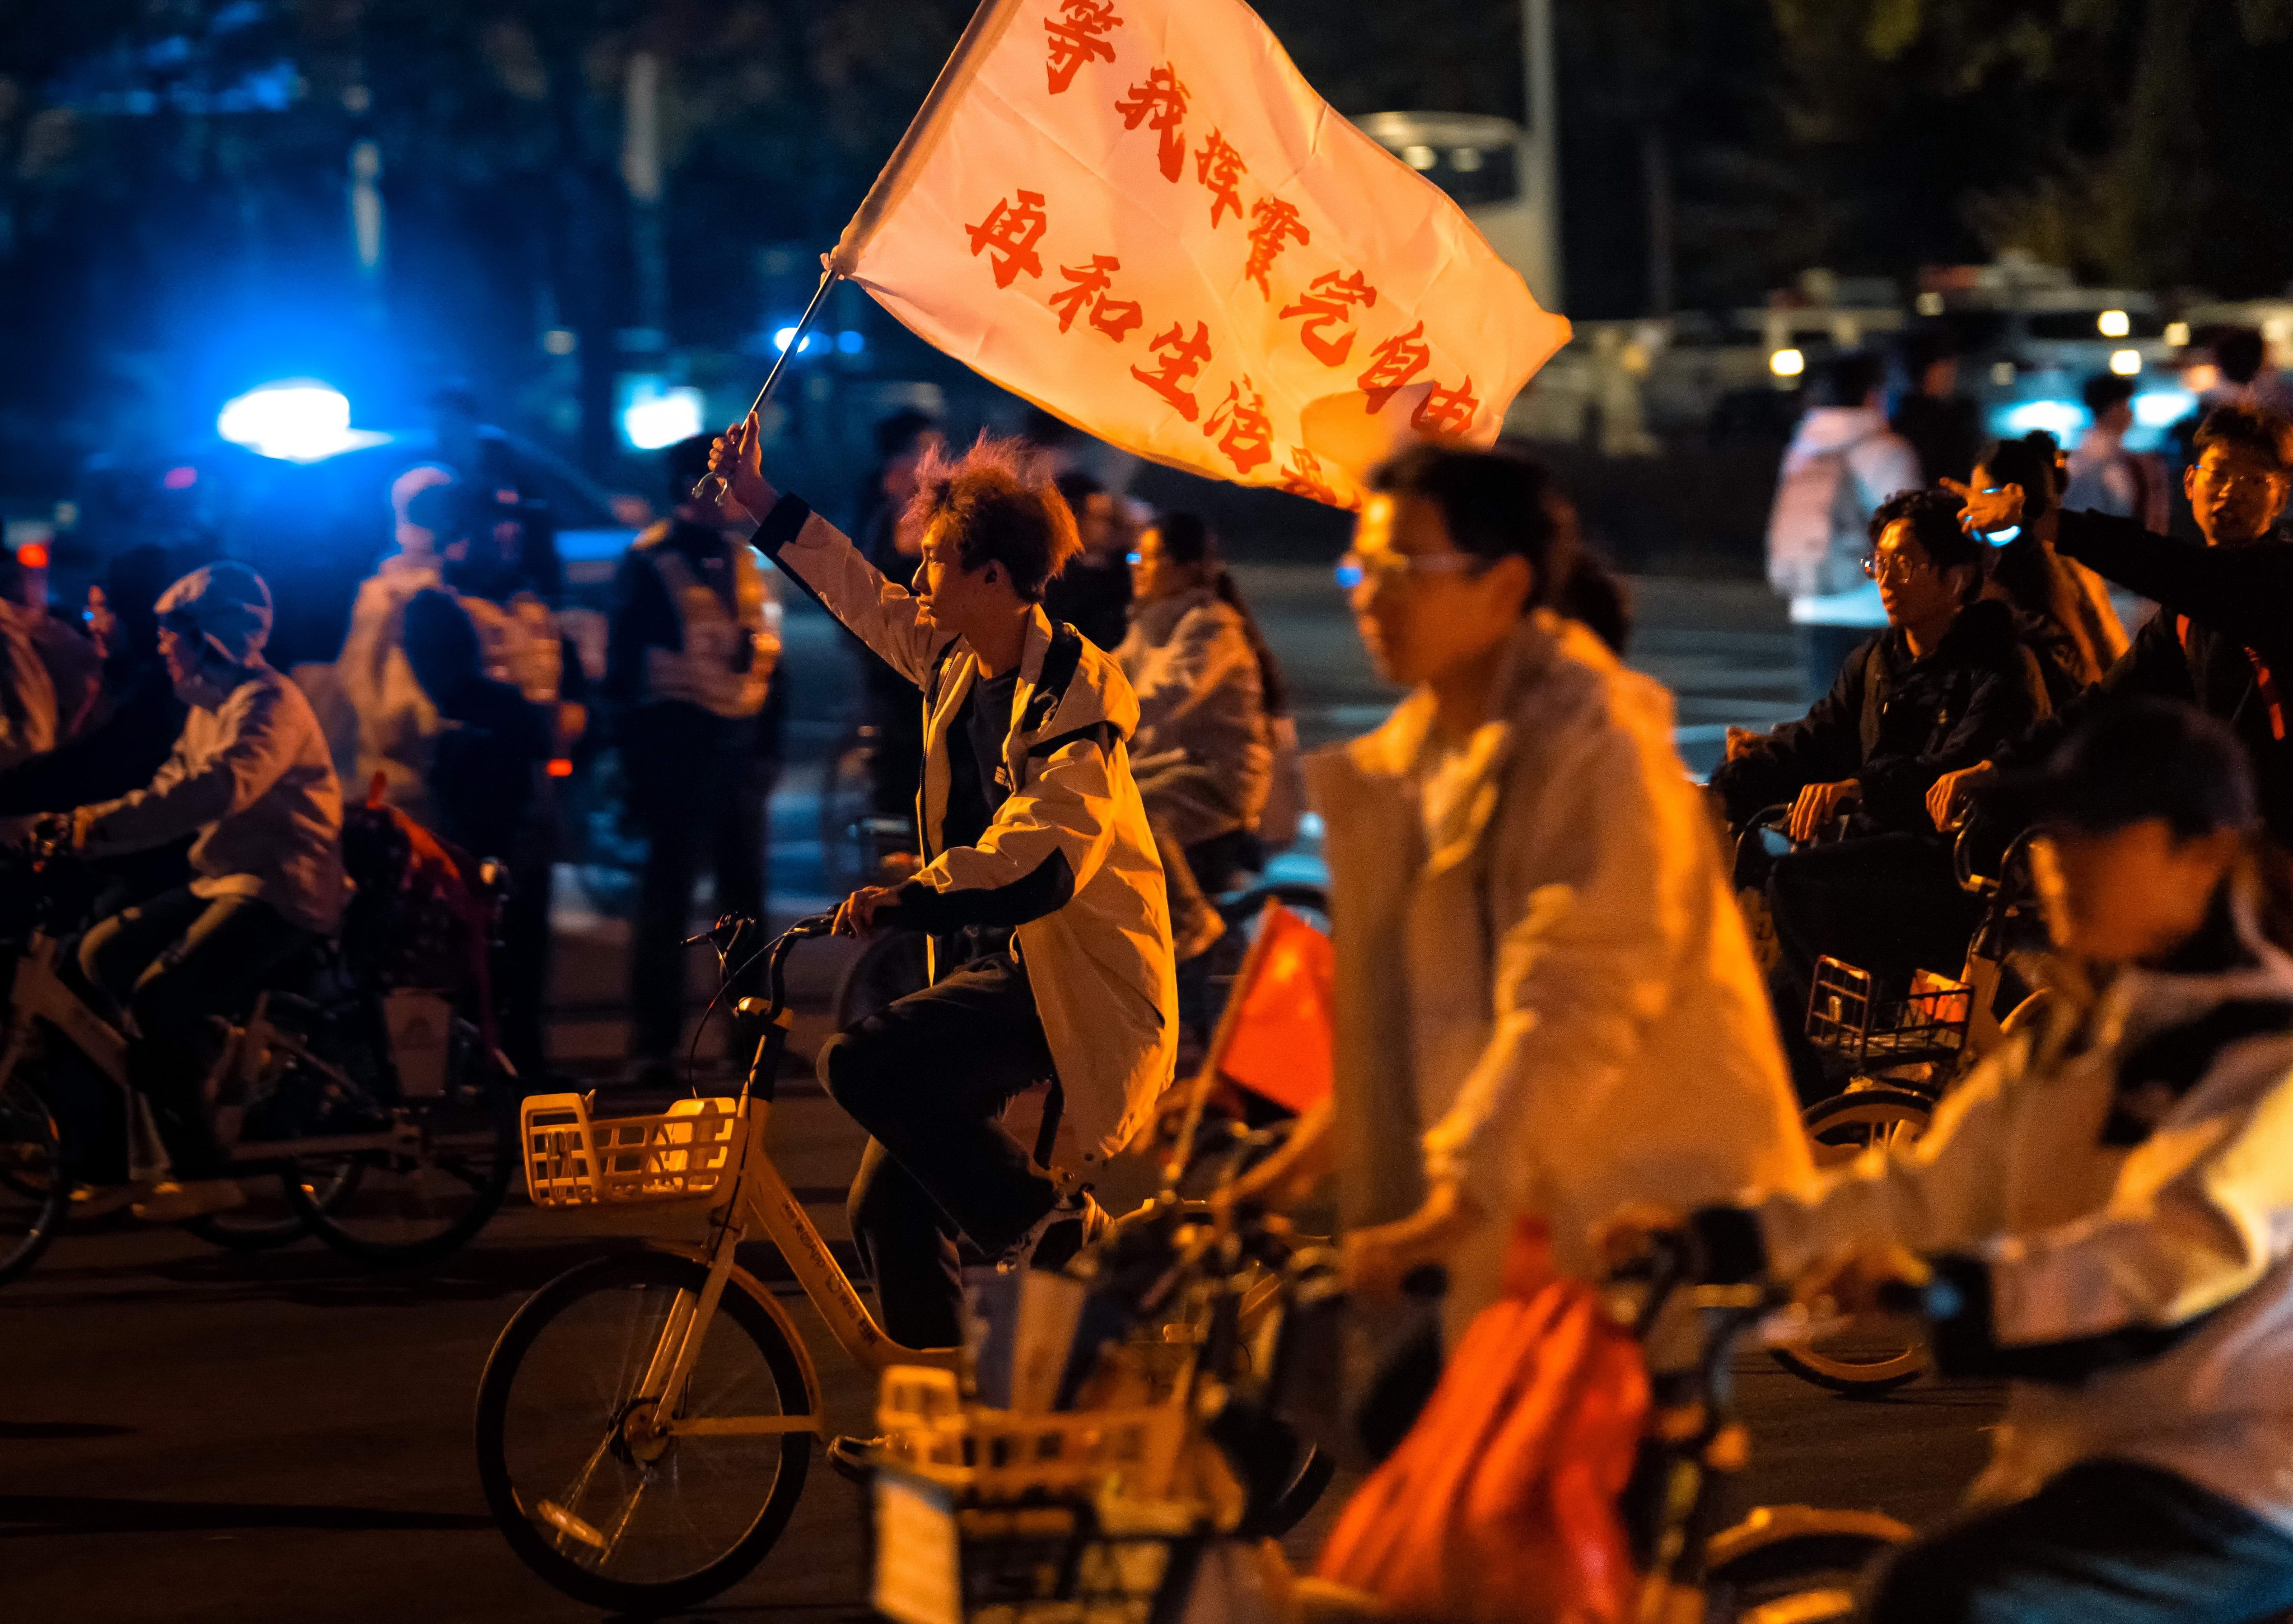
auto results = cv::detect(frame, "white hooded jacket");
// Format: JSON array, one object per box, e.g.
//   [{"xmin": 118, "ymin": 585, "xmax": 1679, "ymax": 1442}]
[
  {"xmin": 1307, "ymin": 610, "xmax": 1813, "ymax": 1327},
  {"xmin": 749, "ymin": 495, "xmax": 1179, "ymax": 1160},
  {"xmin": 1737, "ymin": 922, "xmax": 2293, "ymax": 1531},
  {"xmin": 81, "ymin": 564, "xmax": 346, "ymax": 936}
]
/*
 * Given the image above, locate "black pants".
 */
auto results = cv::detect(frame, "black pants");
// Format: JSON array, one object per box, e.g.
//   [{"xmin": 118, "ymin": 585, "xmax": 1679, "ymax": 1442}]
[
  {"xmin": 816, "ymin": 951, "xmax": 1059, "ymax": 1350},
  {"xmin": 1760, "ymin": 832, "xmax": 1980, "ymax": 1101},
  {"xmin": 624, "ymin": 707, "xmax": 772, "ymax": 1065},
  {"xmin": 78, "ymin": 887, "xmax": 313, "ymax": 1178},
  {"xmin": 1863, "ymin": 1461, "xmax": 2293, "ymax": 1624}
]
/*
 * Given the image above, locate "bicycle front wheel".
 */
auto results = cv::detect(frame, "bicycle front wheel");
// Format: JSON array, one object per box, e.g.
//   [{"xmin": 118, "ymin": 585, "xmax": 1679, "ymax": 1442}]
[
  {"xmin": 0, "ymin": 1069, "xmax": 66, "ymax": 1287},
  {"xmin": 474, "ymin": 1249, "xmax": 816, "ymax": 1615}
]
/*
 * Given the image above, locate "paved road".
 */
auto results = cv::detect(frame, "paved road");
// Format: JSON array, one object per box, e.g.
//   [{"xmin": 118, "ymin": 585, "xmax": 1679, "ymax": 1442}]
[{"xmin": 2, "ymin": 573, "xmax": 2002, "ymax": 1622}]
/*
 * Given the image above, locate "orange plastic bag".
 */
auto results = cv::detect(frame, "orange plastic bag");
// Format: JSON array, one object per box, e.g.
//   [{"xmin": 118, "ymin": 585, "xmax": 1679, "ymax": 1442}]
[{"xmin": 1315, "ymin": 1223, "xmax": 1649, "ymax": 1624}]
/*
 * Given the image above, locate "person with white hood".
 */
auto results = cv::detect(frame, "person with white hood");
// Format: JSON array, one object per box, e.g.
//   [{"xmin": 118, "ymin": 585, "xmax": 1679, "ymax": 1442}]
[
  {"xmin": 334, "ymin": 464, "xmax": 454, "ymax": 814},
  {"xmin": 59, "ymin": 561, "xmax": 347, "ymax": 1221},
  {"xmin": 1767, "ymin": 350, "xmax": 1925, "ymax": 698},
  {"xmin": 1617, "ymin": 698, "xmax": 2293, "ymax": 1623},
  {"xmin": 1227, "ymin": 442, "xmax": 1811, "ymax": 1343}
]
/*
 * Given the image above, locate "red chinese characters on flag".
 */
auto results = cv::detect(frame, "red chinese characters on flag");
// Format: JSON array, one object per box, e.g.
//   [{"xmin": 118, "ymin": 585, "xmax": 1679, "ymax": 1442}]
[
  {"xmin": 1277, "ymin": 446, "xmax": 1343, "ymax": 506},
  {"xmin": 1114, "ymin": 65, "xmax": 1190, "ymax": 182},
  {"xmin": 831, "ymin": 0, "xmax": 1571, "ymax": 515},
  {"xmin": 1410, "ymin": 376, "xmax": 1481, "ymax": 435},
  {"xmin": 1049, "ymin": 254, "xmax": 1143, "ymax": 341},
  {"xmin": 1243, "ymin": 196, "xmax": 1309, "ymax": 298},
  {"xmin": 1044, "ymin": 0, "xmax": 1122, "ymax": 94},
  {"xmin": 1132, "ymin": 320, "xmax": 1212, "ymax": 420},
  {"xmin": 1203, "ymin": 375, "xmax": 1274, "ymax": 474},
  {"xmin": 965, "ymin": 189, "xmax": 1049, "ymax": 288},
  {"xmin": 1194, "ymin": 129, "xmax": 1246, "ymax": 228},
  {"xmin": 1358, "ymin": 321, "xmax": 1431, "ymax": 412},
  {"xmin": 1279, "ymin": 270, "xmax": 1377, "ymax": 366}
]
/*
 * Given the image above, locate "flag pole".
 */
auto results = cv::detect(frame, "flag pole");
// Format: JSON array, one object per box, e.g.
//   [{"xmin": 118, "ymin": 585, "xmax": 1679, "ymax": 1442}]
[
  {"xmin": 694, "ymin": 0, "xmax": 1025, "ymax": 502},
  {"xmin": 692, "ymin": 267, "xmax": 837, "ymax": 502}
]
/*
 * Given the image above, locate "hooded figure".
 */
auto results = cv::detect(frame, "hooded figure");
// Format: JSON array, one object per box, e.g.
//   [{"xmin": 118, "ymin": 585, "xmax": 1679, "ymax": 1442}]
[{"xmin": 66, "ymin": 563, "xmax": 347, "ymax": 1215}]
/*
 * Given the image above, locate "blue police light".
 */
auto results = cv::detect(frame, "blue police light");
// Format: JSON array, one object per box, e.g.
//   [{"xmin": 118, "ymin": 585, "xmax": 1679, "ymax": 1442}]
[
  {"xmin": 837, "ymin": 330, "xmax": 866, "ymax": 354},
  {"xmin": 770, "ymin": 326, "xmax": 819, "ymax": 355},
  {"xmin": 620, "ymin": 383, "xmax": 705, "ymax": 452},
  {"xmin": 1992, "ymin": 399, "xmax": 2086, "ymax": 443},
  {"xmin": 216, "ymin": 379, "xmax": 379, "ymax": 462}
]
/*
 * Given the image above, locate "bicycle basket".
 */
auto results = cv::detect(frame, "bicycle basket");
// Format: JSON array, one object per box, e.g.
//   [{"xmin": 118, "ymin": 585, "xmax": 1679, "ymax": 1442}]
[
  {"xmin": 520, "ymin": 1092, "xmax": 739, "ymax": 1207},
  {"xmin": 1805, "ymin": 958, "xmax": 1972, "ymax": 1067},
  {"xmin": 874, "ymin": 1369, "xmax": 1213, "ymax": 1624},
  {"xmin": 875, "ymin": 1367, "xmax": 1189, "ymax": 1502}
]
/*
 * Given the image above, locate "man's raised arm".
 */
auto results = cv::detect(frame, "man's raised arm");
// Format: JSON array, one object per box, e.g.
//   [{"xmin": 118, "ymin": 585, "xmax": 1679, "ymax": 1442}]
[{"xmin": 714, "ymin": 413, "xmax": 953, "ymax": 689}]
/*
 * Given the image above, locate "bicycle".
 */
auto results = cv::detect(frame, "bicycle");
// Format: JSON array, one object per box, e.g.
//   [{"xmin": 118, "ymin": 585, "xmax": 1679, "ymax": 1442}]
[
  {"xmin": 0, "ymin": 831, "xmax": 519, "ymax": 1286},
  {"xmin": 478, "ymin": 911, "xmax": 1335, "ymax": 1615},
  {"xmin": 475, "ymin": 913, "xmax": 956, "ymax": 1614},
  {"xmin": 1764, "ymin": 816, "xmax": 2049, "ymax": 1395}
]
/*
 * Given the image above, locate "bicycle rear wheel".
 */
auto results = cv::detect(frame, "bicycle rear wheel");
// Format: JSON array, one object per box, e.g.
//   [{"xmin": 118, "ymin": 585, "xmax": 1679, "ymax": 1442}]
[
  {"xmin": 474, "ymin": 1249, "xmax": 815, "ymax": 1615},
  {"xmin": 286, "ymin": 1088, "xmax": 515, "ymax": 1267},
  {"xmin": 0, "ymin": 1069, "xmax": 66, "ymax": 1287}
]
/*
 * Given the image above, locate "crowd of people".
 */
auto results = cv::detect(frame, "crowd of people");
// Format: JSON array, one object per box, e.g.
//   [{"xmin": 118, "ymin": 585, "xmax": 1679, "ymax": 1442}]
[{"xmin": 8, "ymin": 342, "xmax": 2293, "ymax": 1618}]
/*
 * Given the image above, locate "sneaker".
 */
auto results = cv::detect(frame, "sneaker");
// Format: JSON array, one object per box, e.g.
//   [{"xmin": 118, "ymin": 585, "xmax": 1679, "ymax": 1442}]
[
  {"xmin": 1001, "ymin": 1190, "xmax": 1113, "ymax": 1275},
  {"xmin": 69, "ymin": 1184, "xmax": 138, "ymax": 1221},
  {"xmin": 132, "ymin": 1180, "xmax": 249, "ymax": 1223},
  {"xmin": 826, "ymin": 1434, "xmax": 884, "ymax": 1484}
]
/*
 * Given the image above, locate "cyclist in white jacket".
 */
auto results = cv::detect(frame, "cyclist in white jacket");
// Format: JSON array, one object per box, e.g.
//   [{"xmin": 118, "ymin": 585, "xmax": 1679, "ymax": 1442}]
[
  {"xmin": 1656, "ymin": 698, "xmax": 2293, "ymax": 1624},
  {"xmin": 62, "ymin": 563, "xmax": 346, "ymax": 1221},
  {"xmin": 710, "ymin": 417, "xmax": 1176, "ymax": 1360},
  {"xmin": 1230, "ymin": 443, "xmax": 1811, "ymax": 1344}
]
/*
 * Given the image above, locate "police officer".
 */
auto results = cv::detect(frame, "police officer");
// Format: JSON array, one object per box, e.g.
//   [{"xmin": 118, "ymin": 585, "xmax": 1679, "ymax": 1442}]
[{"xmin": 604, "ymin": 436, "xmax": 782, "ymax": 1087}]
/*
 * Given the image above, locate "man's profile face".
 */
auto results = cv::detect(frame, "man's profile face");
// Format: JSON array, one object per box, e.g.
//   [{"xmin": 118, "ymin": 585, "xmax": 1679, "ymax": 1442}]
[
  {"xmin": 1869, "ymin": 519, "xmax": 1959, "ymax": 630},
  {"xmin": 915, "ymin": 517, "xmax": 999, "ymax": 631},
  {"xmin": 2185, "ymin": 442, "xmax": 2290, "ymax": 545}
]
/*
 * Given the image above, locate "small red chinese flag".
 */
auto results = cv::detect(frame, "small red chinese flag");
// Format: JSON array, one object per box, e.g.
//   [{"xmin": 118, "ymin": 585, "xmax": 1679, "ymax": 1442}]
[{"xmin": 1211, "ymin": 902, "xmax": 1334, "ymax": 1113}]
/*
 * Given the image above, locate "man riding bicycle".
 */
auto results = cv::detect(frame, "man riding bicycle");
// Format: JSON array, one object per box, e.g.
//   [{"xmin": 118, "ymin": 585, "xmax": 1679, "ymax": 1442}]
[
  {"xmin": 49, "ymin": 562, "xmax": 346, "ymax": 1221},
  {"xmin": 709, "ymin": 417, "xmax": 1176, "ymax": 1354},
  {"xmin": 1711, "ymin": 488, "xmax": 2056, "ymax": 1097}
]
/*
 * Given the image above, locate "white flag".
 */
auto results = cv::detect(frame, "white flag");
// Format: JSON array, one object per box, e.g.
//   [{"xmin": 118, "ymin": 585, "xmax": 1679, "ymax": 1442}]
[{"xmin": 828, "ymin": 0, "xmax": 1570, "ymax": 509}]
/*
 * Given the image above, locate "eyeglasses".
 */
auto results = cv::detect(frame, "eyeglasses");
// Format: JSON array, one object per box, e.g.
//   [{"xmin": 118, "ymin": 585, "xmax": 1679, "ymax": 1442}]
[
  {"xmin": 1861, "ymin": 547, "xmax": 1930, "ymax": 583},
  {"xmin": 1333, "ymin": 551, "xmax": 1487, "ymax": 591},
  {"xmin": 2193, "ymin": 464, "xmax": 2289, "ymax": 494},
  {"xmin": 1124, "ymin": 551, "xmax": 1143, "ymax": 566}
]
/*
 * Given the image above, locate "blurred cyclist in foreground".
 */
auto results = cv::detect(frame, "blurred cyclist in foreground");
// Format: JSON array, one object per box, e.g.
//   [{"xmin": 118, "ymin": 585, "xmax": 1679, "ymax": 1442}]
[
  {"xmin": 1226, "ymin": 441, "xmax": 1809, "ymax": 1347},
  {"xmin": 1615, "ymin": 698, "xmax": 2293, "ymax": 1624}
]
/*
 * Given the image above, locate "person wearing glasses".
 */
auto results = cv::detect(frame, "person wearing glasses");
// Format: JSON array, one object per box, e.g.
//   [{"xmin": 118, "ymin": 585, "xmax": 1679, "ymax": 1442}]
[
  {"xmin": 1711, "ymin": 488, "xmax": 2056, "ymax": 1097},
  {"xmin": 49, "ymin": 563, "xmax": 347, "ymax": 1221},
  {"xmin": 1931, "ymin": 404, "xmax": 2293, "ymax": 850},
  {"xmin": 1222, "ymin": 442, "xmax": 1810, "ymax": 1347}
]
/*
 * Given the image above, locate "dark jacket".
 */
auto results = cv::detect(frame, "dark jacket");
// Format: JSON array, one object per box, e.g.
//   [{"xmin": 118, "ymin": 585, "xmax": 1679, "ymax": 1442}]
[
  {"xmin": 1892, "ymin": 392, "xmax": 1986, "ymax": 486},
  {"xmin": 2006, "ymin": 511, "xmax": 2293, "ymax": 844},
  {"xmin": 403, "ymin": 589, "xmax": 552, "ymax": 858},
  {"xmin": 1713, "ymin": 597, "xmax": 2053, "ymax": 832}
]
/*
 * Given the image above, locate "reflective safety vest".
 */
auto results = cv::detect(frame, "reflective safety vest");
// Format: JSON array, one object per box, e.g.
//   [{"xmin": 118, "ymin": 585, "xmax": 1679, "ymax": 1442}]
[{"xmin": 641, "ymin": 541, "xmax": 770, "ymax": 719}]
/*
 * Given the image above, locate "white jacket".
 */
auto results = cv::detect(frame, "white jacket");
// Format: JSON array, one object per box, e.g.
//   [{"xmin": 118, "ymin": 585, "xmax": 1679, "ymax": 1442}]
[
  {"xmin": 337, "ymin": 553, "xmax": 443, "ymax": 818},
  {"xmin": 82, "ymin": 664, "xmax": 348, "ymax": 936},
  {"xmin": 1767, "ymin": 405, "xmax": 1922, "ymax": 614},
  {"xmin": 1307, "ymin": 611, "xmax": 1813, "ymax": 1327},
  {"xmin": 1741, "ymin": 926, "xmax": 2293, "ymax": 1532},
  {"xmin": 750, "ymin": 495, "xmax": 1178, "ymax": 1160}
]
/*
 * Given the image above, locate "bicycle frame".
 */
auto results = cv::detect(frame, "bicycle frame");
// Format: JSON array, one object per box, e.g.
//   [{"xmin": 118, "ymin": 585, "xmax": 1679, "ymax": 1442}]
[
  {"xmin": 1, "ymin": 926, "xmax": 436, "ymax": 1182},
  {"xmin": 634, "ymin": 919, "xmax": 961, "ymax": 1444}
]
